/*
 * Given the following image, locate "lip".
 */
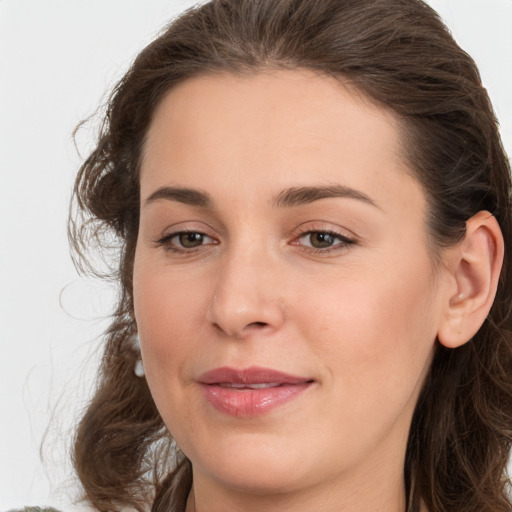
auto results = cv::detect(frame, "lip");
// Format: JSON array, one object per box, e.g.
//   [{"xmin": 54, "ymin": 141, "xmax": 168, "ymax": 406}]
[{"xmin": 198, "ymin": 366, "xmax": 314, "ymax": 417}]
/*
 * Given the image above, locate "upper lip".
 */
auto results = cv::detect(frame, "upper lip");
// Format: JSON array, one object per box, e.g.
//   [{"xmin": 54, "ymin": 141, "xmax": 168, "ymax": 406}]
[{"xmin": 198, "ymin": 366, "xmax": 312, "ymax": 385}]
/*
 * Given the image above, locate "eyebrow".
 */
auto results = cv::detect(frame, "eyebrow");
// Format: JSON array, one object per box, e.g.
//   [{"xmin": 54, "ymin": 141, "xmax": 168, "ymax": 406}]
[
  {"xmin": 144, "ymin": 186, "xmax": 212, "ymax": 208},
  {"xmin": 273, "ymin": 185, "xmax": 380, "ymax": 210},
  {"xmin": 143, "ymin": 184, "xmax": 379, "ymax": 210}
]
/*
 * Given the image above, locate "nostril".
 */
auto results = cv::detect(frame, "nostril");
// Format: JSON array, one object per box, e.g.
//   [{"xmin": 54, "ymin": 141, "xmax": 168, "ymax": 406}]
[{"xmin": 249, "ymin": 322, "xmax": 268, "ymax": 328}]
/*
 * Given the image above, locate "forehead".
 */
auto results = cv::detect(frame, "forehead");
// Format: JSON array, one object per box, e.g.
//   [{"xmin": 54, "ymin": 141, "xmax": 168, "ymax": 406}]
[
  {"xmin": 142, "ymin": 69, "xmax": 403, "ymax": 168},
  {"xmin": 140, "ymin": 69, "xmax": 424, "ymax": 219}
]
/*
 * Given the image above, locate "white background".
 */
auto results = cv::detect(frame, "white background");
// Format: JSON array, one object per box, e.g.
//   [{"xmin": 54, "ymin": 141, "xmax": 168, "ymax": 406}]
[{"xmin": 1, "ymin": 1, "xmax": 511, "ymax": 510}]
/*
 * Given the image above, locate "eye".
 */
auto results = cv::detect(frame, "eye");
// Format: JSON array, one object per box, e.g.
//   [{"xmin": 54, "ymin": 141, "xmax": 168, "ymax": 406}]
[
  {"xmin": 155, "ymin": 230, "xmax": 216, "ymax": 252},
  {"xmin": 295, "ymin": 230, "xmax": 354, "ymax": 251},
  {"xmin": 175, "ymin": 232, "xmax": 209, "ymax": 248}
]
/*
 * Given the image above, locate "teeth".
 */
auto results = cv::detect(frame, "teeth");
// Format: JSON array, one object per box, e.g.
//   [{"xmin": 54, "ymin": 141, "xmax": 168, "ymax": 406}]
[{"xmin": 219, "ymin": 382, "xmax": 281, "ymax": 389}]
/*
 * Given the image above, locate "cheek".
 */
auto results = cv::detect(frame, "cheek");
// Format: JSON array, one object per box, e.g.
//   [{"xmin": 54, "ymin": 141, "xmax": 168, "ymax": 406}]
[
  {"xmin": 132, "ymin": 258, "xmax": 209, "ymax": 402},
  {"xmin": 134, "ymin": 267, "xmax": 202, "ymax": 338},
  {"xmin": 297, "ymin": 255, "xmax": 438, "ymax": 410},
  {"xmin": 133, "ymin": 246, "xmax": 214, "ymax": 337}
]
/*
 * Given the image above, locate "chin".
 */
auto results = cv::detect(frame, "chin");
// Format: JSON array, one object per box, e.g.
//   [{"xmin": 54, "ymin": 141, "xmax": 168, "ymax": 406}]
[
  {"xmin": 187, "ymin": 434, "xmax": 315, "ymax": 495},
  {"xmin": 206, "ymin": 461, "xmax": 308, "ymax": 495}
]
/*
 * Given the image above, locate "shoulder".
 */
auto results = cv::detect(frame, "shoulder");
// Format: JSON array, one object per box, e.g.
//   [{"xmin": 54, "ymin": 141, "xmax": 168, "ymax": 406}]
[{"xmin": 8, "ymin": 508, "xmax": 62, "ymax": 512}]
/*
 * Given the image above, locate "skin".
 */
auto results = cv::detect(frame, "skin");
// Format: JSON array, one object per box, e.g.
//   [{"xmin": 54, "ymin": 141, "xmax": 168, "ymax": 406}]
[{"xmin": 133, "ymin": 69, "xmax": 452, "ymax": 512}]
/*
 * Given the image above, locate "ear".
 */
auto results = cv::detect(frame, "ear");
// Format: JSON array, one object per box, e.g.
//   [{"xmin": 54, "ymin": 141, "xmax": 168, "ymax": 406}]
[{"xmin": 437, "ymin": 211, "xmax": 504, "ymax": 348}]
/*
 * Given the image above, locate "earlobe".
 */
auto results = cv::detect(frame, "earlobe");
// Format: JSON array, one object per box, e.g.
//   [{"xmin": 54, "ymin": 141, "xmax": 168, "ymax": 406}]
[{"xmin": 437, "ymin": 211, "xmax": 504, "ymax": 349}]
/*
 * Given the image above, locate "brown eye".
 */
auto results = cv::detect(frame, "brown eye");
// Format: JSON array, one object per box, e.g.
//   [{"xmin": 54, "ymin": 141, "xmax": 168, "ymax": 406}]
[
  {"xmin": 296, "ymin": 230, "xmax": 354, "ymax": 252},
  {"xmin": 178, "ymin": 232, "xmax": 206, "ymax": 248},
  {"xmin": 308, "ymin": 232, "xmax": 336, "ymax": 248},
  {"xmin": 155, "ymin": 230, "xmax": 217, "ymax": 253}
]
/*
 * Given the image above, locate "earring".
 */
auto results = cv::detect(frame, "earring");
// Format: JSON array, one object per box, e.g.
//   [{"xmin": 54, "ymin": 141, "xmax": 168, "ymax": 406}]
[
  {"xmin": 134, "ymin": 358, "xmax": 145, "ymax": 378},
  {"xmin": 130, "ymin": 333, "xmax": 145, "ymax": 378}
]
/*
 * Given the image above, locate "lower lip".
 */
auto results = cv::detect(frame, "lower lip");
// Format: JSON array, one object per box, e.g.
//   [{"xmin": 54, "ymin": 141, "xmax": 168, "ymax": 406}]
[{"xmin": 201, "ymin": 383, "xmax": 311, "ymax": 417}]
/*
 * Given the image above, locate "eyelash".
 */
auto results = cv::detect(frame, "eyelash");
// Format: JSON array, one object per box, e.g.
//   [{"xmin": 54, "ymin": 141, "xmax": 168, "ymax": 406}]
[
  {"xmin": 154, "ymin": 230, "xmax": 216, "ymax": 254},
  {"xmin": 292, "ymin": 229, "xmax": 355, "ymax": 254},
  {"xmin": 154, "ymin": 228, "xmax": 355, "ymax": 255}
]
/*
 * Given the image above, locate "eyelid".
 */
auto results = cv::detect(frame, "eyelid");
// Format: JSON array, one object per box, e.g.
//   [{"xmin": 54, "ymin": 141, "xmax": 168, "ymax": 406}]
[
  {"xmin": 292, "ymin": 221, "xmax": 357, "ymax": 240},
  {"xmin": 152, "ymin": 221, "xmax": 357, "ymax": 255},
  {"xmin": 295, "ymin": 231, "xmax": 354, "ymax": 249},
  {"xmin": 154, "ymin": 227, "xmax": 218, "ymax": 253},
  {"xmin": 289, "ymin": 223, "xmax": 357, "ymax": 253}
]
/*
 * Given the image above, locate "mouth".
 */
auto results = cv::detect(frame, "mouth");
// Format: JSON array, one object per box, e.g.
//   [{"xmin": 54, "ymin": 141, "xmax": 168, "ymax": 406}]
[
  {"xmin": 216, "ymin": 382, "xmax": 283, "ymax": 389},
  {"xmin": 198, "ymin": 366, "xmax": 314, "ymax": 417}
]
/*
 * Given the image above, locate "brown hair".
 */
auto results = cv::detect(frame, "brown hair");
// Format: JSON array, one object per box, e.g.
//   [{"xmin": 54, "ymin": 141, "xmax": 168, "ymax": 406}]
[{"xmin": 69, "ymin": 0, "xmax": 512, "ymax": 511}]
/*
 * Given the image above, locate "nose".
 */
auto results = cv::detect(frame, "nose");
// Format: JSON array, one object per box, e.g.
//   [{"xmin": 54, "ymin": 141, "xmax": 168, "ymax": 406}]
[{"xmin": 206, "ymin": 246, "xmax": 286, "ymax": 339}]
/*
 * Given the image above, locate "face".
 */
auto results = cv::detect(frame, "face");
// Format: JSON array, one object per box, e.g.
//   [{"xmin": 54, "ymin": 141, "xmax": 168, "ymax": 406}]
[{"xmin": 133, "ymin": 70, "xmax": 445, "ymax": 500}]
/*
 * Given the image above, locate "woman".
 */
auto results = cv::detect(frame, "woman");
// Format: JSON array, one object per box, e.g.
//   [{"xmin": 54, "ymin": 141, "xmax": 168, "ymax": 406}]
[{"xmin": 69, "ymin": 0, "xmax": 512, "ymax": 511}]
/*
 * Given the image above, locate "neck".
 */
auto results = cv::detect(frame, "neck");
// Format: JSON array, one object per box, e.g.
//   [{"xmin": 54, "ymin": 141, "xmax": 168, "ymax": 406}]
[{"xmin": 185, "ymin": 461, "xmax": 408, "ymax": 512}]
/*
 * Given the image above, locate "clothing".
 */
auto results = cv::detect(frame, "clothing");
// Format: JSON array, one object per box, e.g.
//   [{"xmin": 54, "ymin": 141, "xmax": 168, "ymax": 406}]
[{"xmin": 9, "ymin": 508, "xmax": 61, "ymax": 512}]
